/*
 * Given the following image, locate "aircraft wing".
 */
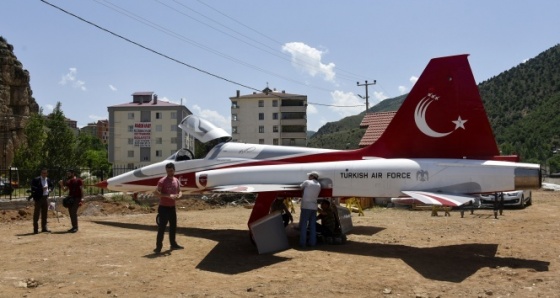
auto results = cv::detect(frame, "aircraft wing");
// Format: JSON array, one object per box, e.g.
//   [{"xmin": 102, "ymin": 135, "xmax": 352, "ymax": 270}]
[
  {"xmin": 209, "ymin": 184, "xmax": 301, "ymax": 193},
  {"xmin": 397, "ymin": 191, "xmax": 476, "ymax": 207}
]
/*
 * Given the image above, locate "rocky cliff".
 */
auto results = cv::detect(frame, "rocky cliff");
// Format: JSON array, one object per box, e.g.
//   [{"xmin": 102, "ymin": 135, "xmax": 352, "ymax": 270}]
[{"xmin": 0, "ymin": 36, "xmax": 39, "ymax": 168}]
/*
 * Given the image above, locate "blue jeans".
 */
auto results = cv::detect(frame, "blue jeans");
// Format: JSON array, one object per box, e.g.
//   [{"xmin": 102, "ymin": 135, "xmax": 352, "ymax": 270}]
[{"xmin": 299, "ymin": 208, "xmax": 317, "ymax": 247}]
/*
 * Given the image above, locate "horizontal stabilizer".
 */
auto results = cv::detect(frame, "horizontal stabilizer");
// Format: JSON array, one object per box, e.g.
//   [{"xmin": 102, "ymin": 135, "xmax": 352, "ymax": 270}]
[{"xmin": 399, "ymin": 191, "xmax": 475, "ymax": 207}]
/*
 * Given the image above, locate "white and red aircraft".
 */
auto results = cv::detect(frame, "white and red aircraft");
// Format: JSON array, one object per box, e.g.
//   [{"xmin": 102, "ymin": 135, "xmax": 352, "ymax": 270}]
[{"xmin": 97, "ymin": 54, "xmax": 541, "ymax": 229}]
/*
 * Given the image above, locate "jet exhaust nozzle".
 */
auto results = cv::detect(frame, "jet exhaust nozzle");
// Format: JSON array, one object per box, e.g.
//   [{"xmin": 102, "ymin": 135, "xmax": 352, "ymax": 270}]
[{"xmin": 514, "ymin": 167, "xmax": 542, "ymax": 190}]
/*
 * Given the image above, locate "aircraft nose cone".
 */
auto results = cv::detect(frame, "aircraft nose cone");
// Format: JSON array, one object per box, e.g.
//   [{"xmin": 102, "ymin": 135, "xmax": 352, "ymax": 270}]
[{"xmin": 96, "ymin": 180, "xmax": 109, "ymax": 189}]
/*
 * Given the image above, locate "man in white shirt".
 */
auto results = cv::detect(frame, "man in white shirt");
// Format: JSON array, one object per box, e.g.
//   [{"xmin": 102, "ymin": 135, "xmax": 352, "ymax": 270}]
[
  {"xmin": 30, "ymin": 168, "xmax": 54, "ymax": 234},
  {"xmin": 299, "ymin": 171, "xmax": 321, "ymax": 248}
]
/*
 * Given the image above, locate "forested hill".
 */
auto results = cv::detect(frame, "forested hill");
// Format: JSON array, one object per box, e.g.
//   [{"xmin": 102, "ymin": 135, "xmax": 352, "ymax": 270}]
[
  {"xmin": 307, "ymin": 94, "xmax": 406, "ymax": 149},
  {"xmin": 479, "ymin": 44, "xmax": 560, "ymax": 163},
  {"xmin": 308, "ymin": 44, "xmax": 560, "ymax": 166}
]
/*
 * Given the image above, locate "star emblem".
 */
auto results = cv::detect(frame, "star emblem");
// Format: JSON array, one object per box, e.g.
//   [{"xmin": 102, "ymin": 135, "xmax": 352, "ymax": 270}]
[{"xmin": 452, "ymin": 116, "xmax": 468, "ymax": 130}]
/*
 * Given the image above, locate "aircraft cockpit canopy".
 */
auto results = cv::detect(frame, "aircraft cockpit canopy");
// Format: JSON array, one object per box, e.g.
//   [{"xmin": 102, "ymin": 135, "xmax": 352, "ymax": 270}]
[
  {"xmin": 165, "ymin": 148, "xmax": 194, "ymax": 161},
  {"xmin": 178, "ymin": 115, "xmax": 232, "ymax": 144}
]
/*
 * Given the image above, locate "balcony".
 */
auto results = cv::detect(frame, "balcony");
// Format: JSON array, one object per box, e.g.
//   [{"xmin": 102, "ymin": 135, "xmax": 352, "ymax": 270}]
[
  {"xmin": 280, "ymin": 118, "xmax": 306, "ymax": 125},
  {"xmin": 280, "ymin": 132, "xmax": 307, "ymax": 139},
  {"xmin": 279, "ymin": 106, "xmax": 306, "ymax": 113}
]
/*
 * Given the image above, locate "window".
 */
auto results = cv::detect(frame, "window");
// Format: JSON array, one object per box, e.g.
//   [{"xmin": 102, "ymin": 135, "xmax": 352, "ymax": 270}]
[
  {"xmin": 232, "ymin": 101, "xmax": 238, "ymax": 108},
  {"xmin": 258, "ymin": 100, "xmax": 264, "ymax": 107},
  {"xmin": 273, "ymin": 138, "xmax": 279, "ymax": 145},
  {"xmin": 272, "ymin": 100, "xmax": 278, "ymax": 107},
  {"xmin": 128, "ymin": 150, "xmax": 134, "ymax": 158},
  {"xmin": 273, "ymin": 125, "xmax": 278, "ymax": 133},
  {"xmin": 232, "ymin": 114, "xmax": 237, "ymax": 121},
  {"xmin": 273, "ymin": 113, "xmax": 278, "ymax": 120},
  {"xmin": 156, "ymin": 137, "xmax": 162, "ymax": 144},
  {"xmin": 156, "ymin": 125, "xmax": 162, "ymax": 132},
  {"xmin": 290, "ymin": 139, "xmax": 295, "ymax": 145},
  {"xmin": 171, "ymin": 112, "xmax": 177, "ymax": 119},
  {"xmin": 259, "ymin": 139, "xmax": 265, "ymax": 144},
  {"xmin": 140, "ymin": 111, "xmax": 151, "ymax": 122},
  {"xmin": 232, "ymin": 126, "xmax": 238, "ymax": 134},
  {"xmin": 156, "ymin": 150, "xmax": 162, "ymax": 157},
  {"xmin": 171, "ymin": 125, "xmax": 177, "ymax": 131},
  {"xmin": 128, "ymin": 112, "xmax": 135, "ymax": 119},
  {"xmin": 155, "ymin": 112, "xmax": 161, "ymax": 119},
  {"xmin": 127, "ymin": 163, "xmax": 134, "ymax": 169},
  {"xmin": 259, "ymin": 113, "xmax": 264, "ymax": 120},
  {"xmin": 128, "ymin": 125, "xmax": 134, "ymax": 132},
  {"xmin": 259, "ymin": 126, "xmax": 264, "ymax": 133},
  {"xmin": 128, "ymin": 138, "xmax": 133, "ymax": 145},
  {"xmin": 171, "ymin": 137, "xmax": 178, "ymax": 144}
]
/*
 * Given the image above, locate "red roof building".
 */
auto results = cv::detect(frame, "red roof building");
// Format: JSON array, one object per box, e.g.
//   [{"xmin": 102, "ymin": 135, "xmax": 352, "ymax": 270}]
[{"xmin": 358, "ymin": 111, "xmax": 396, "ymax": 147}]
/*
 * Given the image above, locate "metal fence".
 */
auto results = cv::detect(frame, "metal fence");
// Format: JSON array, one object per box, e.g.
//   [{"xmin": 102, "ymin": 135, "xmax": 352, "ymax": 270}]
[{"xmin": 0, "ymin": 166, "xmax": 134, "ymax": 201}]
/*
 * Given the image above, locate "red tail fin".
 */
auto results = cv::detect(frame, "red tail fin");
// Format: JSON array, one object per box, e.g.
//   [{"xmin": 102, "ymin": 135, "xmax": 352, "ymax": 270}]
[{"xmin": 361, "ymin": 54, "xmax": 501, "ymax": 159}]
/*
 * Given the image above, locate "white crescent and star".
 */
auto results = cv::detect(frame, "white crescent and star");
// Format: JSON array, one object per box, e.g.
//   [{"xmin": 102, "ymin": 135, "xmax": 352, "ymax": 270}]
[{"xmin": 414, "ymin": 93, "xmax": 468, "ymax": 138}]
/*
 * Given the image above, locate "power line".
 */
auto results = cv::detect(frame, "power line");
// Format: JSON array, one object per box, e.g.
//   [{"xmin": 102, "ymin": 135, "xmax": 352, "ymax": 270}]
[
  {"xmin": 192, "ymin": 0, "xmax": 368, "ymax": 82},
  {"xmin": 169, "ymin": 0, "xmax": 365, "ymax": 83},
  {"xmin": 93, "ymin": 0, "xmax": 321, "ymax": 90},
  {"xmin": 41, "ymin": 0, "xmax": 258, "ymax": 92},
  {"xmin": 40, "ymin": 0, "xmax": 364, "ymax": 108}
]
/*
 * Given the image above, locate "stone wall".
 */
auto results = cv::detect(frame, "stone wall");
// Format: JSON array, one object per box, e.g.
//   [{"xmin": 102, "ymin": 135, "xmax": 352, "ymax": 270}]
[{"xmin": 0, "ymin": 36, "xmax": 39, "ymax": 168}]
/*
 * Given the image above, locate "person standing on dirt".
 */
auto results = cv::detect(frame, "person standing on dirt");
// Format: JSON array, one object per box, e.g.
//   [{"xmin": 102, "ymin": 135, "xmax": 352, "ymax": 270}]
[
  {"xmin": 298, "ymin": 171, "xmax": 322, "ymax": 248},
  {"xmin": 153, "ymin": 162, "xmax": 184, "ymax": 253},
  {"xmin": 30, "ymin": 168, "xmax": 54, "ymax": 234},
  {"xmin": 59, "ymin": 169, "xmax": 83, "ymax": 233}
]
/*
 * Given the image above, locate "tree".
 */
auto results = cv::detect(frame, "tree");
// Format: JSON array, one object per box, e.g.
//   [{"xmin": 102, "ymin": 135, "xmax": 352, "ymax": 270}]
[
  {"xmin": 43, "ymin": 102, "xmax": 77, "ymax": 171},
  {"xmin": 76, "ymin": 134, "xmax": 111, "ymax": 177},
  {"xmin": 548, "ymin": 154, "xmax": 560, "ymax": 174},
  {"xmin": 83, "ymin": 149, "xmax": 111, "ymax": 178},
  {"xmin": 13, "ymin": 110, "xmax": 46, "ymax": 171}
]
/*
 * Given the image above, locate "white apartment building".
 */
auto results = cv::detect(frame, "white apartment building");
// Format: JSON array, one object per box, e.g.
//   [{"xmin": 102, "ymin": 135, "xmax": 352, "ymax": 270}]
[
  {"xmin": 230, "ymin": 87, "xmax": 307, "ymax": 146},
  {"xmin": 108, "ymin": 92, "xmax": 192, "ymax": 170}
]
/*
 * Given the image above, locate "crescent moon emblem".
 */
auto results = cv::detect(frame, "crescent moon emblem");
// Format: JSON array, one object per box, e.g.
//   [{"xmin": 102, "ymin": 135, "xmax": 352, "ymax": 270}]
[{"xmin": 414, "ymin": 96, "xmax": 454, "ymax": 138}]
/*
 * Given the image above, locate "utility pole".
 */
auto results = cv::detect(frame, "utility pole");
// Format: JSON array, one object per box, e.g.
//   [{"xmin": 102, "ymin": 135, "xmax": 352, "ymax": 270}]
[{"xmin": 356, "ymin": 80, "xmax": 376, "ymax": 113}]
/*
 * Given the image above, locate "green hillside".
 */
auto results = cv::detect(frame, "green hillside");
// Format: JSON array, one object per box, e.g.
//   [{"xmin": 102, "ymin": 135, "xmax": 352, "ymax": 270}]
[
  {"xmin": 308, "ymin": 45, "xmax": 560, "ymax": 168},
  {"xmin": 307, "ymin": 94, "xmax": 406, "ymax": 149},
  {"xmin": 479, "ymin": 44, "xmax": 560, "ymax": 163}
]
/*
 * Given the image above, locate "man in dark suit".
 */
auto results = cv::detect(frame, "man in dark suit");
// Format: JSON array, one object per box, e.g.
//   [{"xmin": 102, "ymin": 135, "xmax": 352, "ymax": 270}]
[{"xmin": 31, "ymin": 168, "xmax": 54, "ymax": 234}]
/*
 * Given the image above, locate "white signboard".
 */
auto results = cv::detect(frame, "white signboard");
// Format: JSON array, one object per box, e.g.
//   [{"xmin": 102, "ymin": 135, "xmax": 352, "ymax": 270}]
[{"xmin": 134, "ymin": 122, "xmax": 151, "ymax": 147}]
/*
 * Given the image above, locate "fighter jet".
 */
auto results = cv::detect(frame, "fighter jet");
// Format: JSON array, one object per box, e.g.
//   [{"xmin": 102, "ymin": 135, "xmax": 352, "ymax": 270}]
[{"xmin": 97, "ymin": 54, "xmax": 541, "ymax": 229}]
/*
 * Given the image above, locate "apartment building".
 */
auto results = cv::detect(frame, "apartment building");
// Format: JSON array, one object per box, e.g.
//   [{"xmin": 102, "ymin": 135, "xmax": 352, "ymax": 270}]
[
  {"xmin": 108, "ymin": 92, "xmax": 192, "ymax": 170},
  {"xmin": 79, "ymin": 120, "xmax": 109, "ymax": 145},
  {"xmin": 230, "ymin": 87, "xmax": 307, "ymax": 146}
]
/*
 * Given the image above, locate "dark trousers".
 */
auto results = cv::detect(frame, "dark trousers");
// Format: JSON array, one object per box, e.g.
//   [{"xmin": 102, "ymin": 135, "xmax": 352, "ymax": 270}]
[
  {"xmin": 281, "ymin": 213, "xmax": 290, "ymax": 227},
  {"xmin": 33, "ymin": 196, "xmax": 49, "ymax": 231},
  {"xmin": 67, "ymin": 198, "xmax": 80, "ymax": 229},
  {"xmin": 156, "ymin": 206, "xmax": 178, "ymax": 248}
]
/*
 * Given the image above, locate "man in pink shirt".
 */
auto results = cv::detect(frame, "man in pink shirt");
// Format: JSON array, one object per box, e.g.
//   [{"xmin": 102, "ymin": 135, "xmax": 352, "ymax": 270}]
[{"xmin": 153, "ymin": 163, "xmax": 184, "ymax": 253}]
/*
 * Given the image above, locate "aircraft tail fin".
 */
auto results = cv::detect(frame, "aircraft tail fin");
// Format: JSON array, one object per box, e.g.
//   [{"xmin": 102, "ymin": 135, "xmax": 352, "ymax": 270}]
[{"xmin": 361, "ymin": 54, "xmax": 503, "ymax": 160}]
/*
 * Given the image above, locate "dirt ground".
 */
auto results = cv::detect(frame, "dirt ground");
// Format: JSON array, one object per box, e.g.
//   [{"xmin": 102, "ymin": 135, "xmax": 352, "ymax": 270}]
[{"xmin": 1, "ymin": 189, "xmax": 559, "ymax": 298}]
